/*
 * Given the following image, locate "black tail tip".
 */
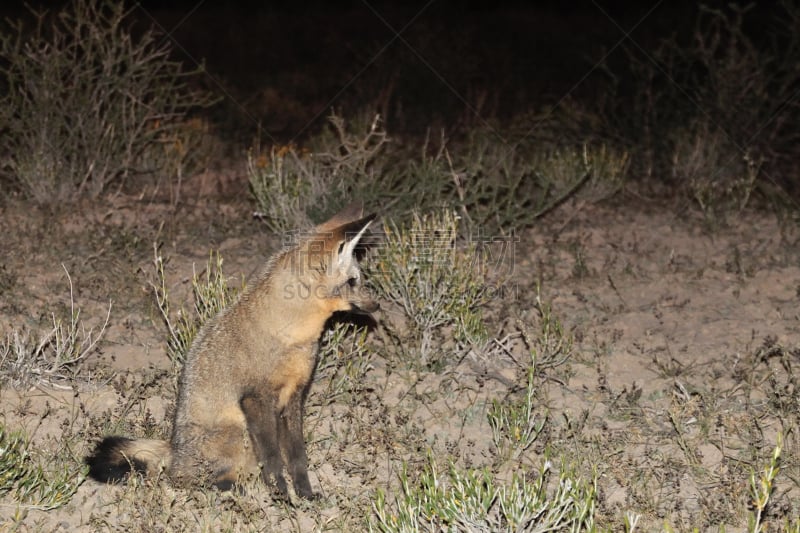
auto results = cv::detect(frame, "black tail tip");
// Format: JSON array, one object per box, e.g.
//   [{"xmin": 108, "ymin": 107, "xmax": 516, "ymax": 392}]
[{"xmin": 85, "ymin": 436, "xmax": 145, "ymax": 483}]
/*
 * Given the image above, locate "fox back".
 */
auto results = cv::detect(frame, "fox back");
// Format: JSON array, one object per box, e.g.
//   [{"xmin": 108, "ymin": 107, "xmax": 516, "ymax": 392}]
[{"xmin": 86, "ymin": 204, "xmax": 377, "ymax": 501}]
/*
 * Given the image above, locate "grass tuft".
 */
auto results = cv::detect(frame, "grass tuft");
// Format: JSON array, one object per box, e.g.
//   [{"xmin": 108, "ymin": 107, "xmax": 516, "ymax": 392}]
[
  {"xmin": 151, "ymin": 244, "xmax": 241, "ymax": 369},
  {"xmin": 0, "ymin": 266, "xmax": 110, "ymax": 388},
  {"xmin": 0, "ymin": 421, "xmax": 85, "ymax": 511},
  {"xmin": 371, "ymin": 453, "xmax": 597, "ymax": 532},
  {"xmin": 314, "ymin": 322, "xmax": 374, "ymax": 407},
  {"xmin": 366, "ymin": 209, "xmax": 489, "ymax": 369}
]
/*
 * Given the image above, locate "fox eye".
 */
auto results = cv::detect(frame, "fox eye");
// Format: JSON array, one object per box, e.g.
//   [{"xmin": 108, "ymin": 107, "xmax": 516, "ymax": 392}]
[{"xmin": 347, "ymin": 276, "xmax": 358, "ymax": 287}]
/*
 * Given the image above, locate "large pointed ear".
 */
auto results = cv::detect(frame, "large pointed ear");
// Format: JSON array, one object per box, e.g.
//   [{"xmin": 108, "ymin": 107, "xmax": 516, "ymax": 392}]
[
  {"xmin": 300, "ymin": 213, "xmax": 376, "ymax": 274},
  {"xmin": 315, "ymin": 201, "xmax": 365, "ymax": 233},
  {"xmin": 332, "ymin": 213, "xmax": 376, "ymax": 270}
]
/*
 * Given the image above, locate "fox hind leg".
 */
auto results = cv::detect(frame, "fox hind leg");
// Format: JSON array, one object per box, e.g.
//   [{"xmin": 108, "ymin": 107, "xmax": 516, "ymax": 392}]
[
  {"xmin": 207, "ymin": 423, "xmax": 255, "ymax": 492},
  {"xmin": 169, "ymin": 411, "xmax": 253, "ymax": 492}
]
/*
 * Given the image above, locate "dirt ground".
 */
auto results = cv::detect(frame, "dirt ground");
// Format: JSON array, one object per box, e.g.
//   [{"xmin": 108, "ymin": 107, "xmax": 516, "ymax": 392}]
[{"xmin": 1, "ymin": 178, "xmax": 798, "ymax": 531}]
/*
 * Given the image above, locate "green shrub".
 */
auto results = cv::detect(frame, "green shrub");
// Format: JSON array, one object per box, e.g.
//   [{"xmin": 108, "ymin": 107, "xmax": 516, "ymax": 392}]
[
  {"xmin": 487, "ymin": 294, "xmax": 574, "ymax": 463},
  {"xmin": 487, "ymin": 359, "xmax": 547, "ymax": 463},
  {"xmin": 249, "ymin": 113, "xmax": 389, "ymax": 233},
  {"xmin": 0, "ymin": 421, "xmax": 84, "ymax": 511},
  {"xmin": 371, "ymin": 454, "xmax": 597, "ymax": 532},
  {"xmin": 671, "ymin": 120, "xmax": 762, "ymax": 224},
  {"xmin": 314, "ymin": 322, "xmax": 373, "ymax": 406},
  {"xmin": 748, "ymin": 433, "xmax": 784, "ymax": 533},
  {"xmin": 248, "ymin": 145, "xmax": 319, "ymax": 233},
  {"xmin": 250, "ymin": 114, "xmax": 624, "ymax": 237},
  {"xmin": 449, "ymin": 131, "xmax": 629, "ymax": 234},
  {"xmin": 365, "ymin": 209, "xmax": 490, "ymax": 369},
  {"xmin": 0, "ymin": 0, "xmax": 215, "ymax": 202},
  {"xmin": 523, "ymin": 291, "xmax": 575, "ymax": 371}
]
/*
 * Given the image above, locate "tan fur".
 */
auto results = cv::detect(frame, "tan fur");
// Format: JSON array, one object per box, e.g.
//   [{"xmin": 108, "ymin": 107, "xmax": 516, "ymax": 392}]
[
  {"xmin": 118, "ymin": 439, "xmax": 171, "ymax": 476},
  {"xmin": 86, "ymin": 204, "xmax": 377, "ymax": 498}
]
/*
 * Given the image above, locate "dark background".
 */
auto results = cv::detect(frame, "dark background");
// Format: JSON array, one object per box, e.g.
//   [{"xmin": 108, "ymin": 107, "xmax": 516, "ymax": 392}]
[{"xmin": 4, "ymin": 1, "xmax": 789, "ymax": 144}]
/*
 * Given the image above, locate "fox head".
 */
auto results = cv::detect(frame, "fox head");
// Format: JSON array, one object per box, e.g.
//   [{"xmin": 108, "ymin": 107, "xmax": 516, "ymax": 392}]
[{"xmin": 277, "ymin": 203, "xmax": 378, "ymax": 317}]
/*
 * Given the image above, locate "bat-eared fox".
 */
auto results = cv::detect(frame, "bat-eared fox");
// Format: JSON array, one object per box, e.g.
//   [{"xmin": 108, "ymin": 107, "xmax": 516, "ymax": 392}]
[{"xmin": 86, "ymin": 203, "xmax": 377, "ymax": 501}]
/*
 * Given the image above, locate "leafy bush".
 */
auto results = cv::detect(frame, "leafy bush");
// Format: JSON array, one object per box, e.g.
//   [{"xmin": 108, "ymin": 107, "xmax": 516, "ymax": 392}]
[
  {"xmin": 371, "ymin": 454, "xmax": 597, "ymax": 532},
  {"xmin": 487, "ymin": 360, "xmax": 547, "ymax": 463},
  {"xmin": 488, "ymin": 294, "xmax": 573, "ymax": 463},
  {"xmin": 250, "ymin": 114, "xmax": 626, "ymax": 237},
  {"xmin": 748, "ymin": 434, "xmax": 786, "ymax": 533},
  {"xmin": 448, "ymin": 131, "xmax": 629, "ymax": 234},
  {"xmin": 365, "ymin": 209, "xmax": 490, "ymax": 369},
  {"xmin": 0, "ymin": 422, "xmax": 84, "ymax": 511},
  {"xmin": 249, "ymin": 113, "xmax": 389, "ymax": 233},
  {"xmin": 313, "ymin": 323, "xmax": 373, "ymax": 406},
  {"xmin": 0, "ymin": 0, "xmax": 215, "ymax": 202}
]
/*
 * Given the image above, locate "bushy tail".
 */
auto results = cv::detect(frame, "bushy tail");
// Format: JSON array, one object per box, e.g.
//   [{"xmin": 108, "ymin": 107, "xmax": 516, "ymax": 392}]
[{"xmin": 85, "ymin": 436, "xmax": 171, "ymax": 483}]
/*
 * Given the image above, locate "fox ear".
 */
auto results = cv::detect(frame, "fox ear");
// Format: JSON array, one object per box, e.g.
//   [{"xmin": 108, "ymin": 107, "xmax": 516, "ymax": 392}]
[
  {"xmin": 301, "ymin": 212, "xmax": 375, "ymax": 273},
  {"xmin": 333, "ymin": 214, "xmax": 376, "ymax": 268},
  {"xmin": 315, "ymin": 201, "xmax": 366, "ymax": 233}
]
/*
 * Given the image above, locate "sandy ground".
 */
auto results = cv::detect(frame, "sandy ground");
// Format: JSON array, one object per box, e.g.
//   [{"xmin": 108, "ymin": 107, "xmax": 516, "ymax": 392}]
[{"xmin": 1, "ymin": 185, "xmax": 798, "ymax": 530}]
